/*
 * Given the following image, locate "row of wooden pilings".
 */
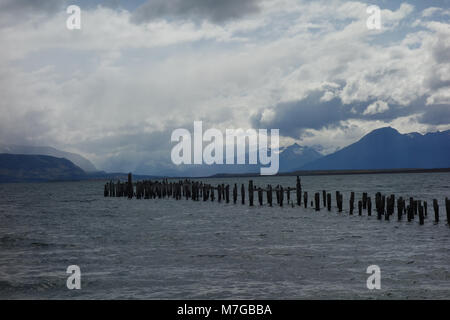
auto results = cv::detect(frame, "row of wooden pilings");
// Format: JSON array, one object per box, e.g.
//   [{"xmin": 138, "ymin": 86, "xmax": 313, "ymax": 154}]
[{"xmin": 104, "ymin": 174, "xmax": 450, "ymax": 225}]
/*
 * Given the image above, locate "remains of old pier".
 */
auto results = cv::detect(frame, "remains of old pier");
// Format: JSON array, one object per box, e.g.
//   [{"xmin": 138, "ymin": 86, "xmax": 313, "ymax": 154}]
[{"xmin": 103, "ymin": 174, "xmax": 450, "ymax": 226}]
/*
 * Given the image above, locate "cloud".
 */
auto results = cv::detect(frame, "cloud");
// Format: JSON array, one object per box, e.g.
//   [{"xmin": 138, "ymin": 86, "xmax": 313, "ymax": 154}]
[
  {"xmin": 363, "ymin": 100, "xmax": 389, "ymax": 115},
  {"xmin": 131, "ymin": 0, "xmax": 261, "ymax": 24},
  {"xmin": 1, "ymin": 0, "xmax": 450, "ymax": 174},
  {"xmin": 0, "ymin": 0, "xmax": 64, "ymax": 26}
]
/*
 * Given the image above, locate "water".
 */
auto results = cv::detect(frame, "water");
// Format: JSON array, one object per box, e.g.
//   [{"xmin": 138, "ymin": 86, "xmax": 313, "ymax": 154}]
[{"xmin": 0, "ymin": 172, "xmax": 449, "ymax": 299}]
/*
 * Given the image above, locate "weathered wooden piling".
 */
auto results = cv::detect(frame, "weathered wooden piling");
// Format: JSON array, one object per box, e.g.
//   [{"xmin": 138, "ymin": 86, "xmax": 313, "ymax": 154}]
[
  {"xmin": 358, "ymin": 200, "xmax": 362, "ymax": 216},
  {"xmin": 303, "ymin": 191, "xmax": 308, "ymax": 208},
  {"xmin": 258, "ymin": 187, "xmax": 263, "ymax": 205},
  {"xmin": 376, "ymin": 193, "xmax": 382, "ymax": 220},
  {"xmin": 248, "ymin": 180, "xmax": 254, "ymax": 207},
  {"xmin": 336, "ymin": 191, "xmax": 342, "ymax": 212},
  {"xmin": 424, "ymin": 201, "xmax": 427, "ymax": 217},
  {"xmin": 127, "ymin": 173, "xmax": 133, "ymax": 199},
  {"xmin": 322, "ymin": 190, "xmax": 326, "ymax": 207},
  {"xmin": 327, "ymin": 193, "xmax": 331, "ymax": 211},
  {"xmin": 314, "ymin": 192, "xmax": 320, "ymax": 211},
  {"xmin": 268, "ymin": 185, "xmax": 273, "ymax": 207},
  {"xmin": 397, "ymin": 197, "xmax": 403, "ymax": 221},
  {"xmin": 367, "ymin": 197, "xmax": 372, "ymax": 216},
  {"xmin": 409, "ymin": 197, "xmax": 414, "ymax": 220},
  {"xmin": 419, "ymin": 203, "xmax": 424, "ymax": 225},
  {"xmin": 407, "ymin": 205, "xmax": 412, "ymax": 222},
  {"xmin": 218, "ymin": 184, "xmax": 222, "ymax": 203},
  {"xmin": 233, "ymin": 184, "xmax": 237, "ymax": 204},
  {"xmin": 349, "ymin": 192, "xmax": 355, "ymax": 215},
  {"xmin": 296, "ymin": 176, "xmax": 301, "ymax": 206},
  {"xmin": 279, "ymin": 186, "xmax": 284, "ymax": 207},
  {"xmin": 225, "ymin": 185, "xmax": 230, "ymax": 203},
  {"xmin": 433, "ymin": 199, "xmax": 439, "ymax": 223},
  {"xmin": 241, "ymin": 184, "xmax": 245, "ymax": 205}
]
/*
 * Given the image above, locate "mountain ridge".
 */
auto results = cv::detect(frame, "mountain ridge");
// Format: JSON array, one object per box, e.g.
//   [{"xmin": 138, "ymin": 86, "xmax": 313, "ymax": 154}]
[{"xmin": 299, "ymin": 127, "xmax": 450, "ymax": 171}]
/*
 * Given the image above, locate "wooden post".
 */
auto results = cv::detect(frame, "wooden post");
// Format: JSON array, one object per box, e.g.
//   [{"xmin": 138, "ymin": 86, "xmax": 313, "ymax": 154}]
[
  {"xmin": 358, "ymin": 200, "xmax": 362, "ymax": 216},
  {"xmin": 397, "ymin": 197, "xmax": 403, "ymax": 221},
  {"xmin": 218, "ymin": 184, "xmax": 222, "ymax": 203},
  {"xmin": 258, "ymin": 187, "xmax": 263, "ymax": 205},
  {"xmin": 409, "ymin": 197, "xmax": 414, "ymax": 220},
  {"xmin": 241, "ymin": 184, "xmax": 245, "ymax": 205},
  {"xmin": 225, "ymin": 185, "xmax": 230, "ymax": 203},
  {"xmin": 322, "ymin": 190, "xmax": 326, "ymax": 207},
  {"xmin": 127, "ymin": 173, "xmax": 133, "ymax": 199},
  {"xmin": 362, "ymin": 192, "xmax": 367, "ymax": 209},
  {"xmin": 104, "ymin": 183, "xmax": 109, "ymax": 197},
  {"xmin": 349, "ymin": 192, "xmax": 355, "ymax": 215},
  {"xmin": 296, "ymin": 176, "xmax": 301, "ymax": 206},
  {"xmin": 433, "ymin": 199, "xmax": 439, "ymax": 223},
  {"xmin": 367, "ymin": 197, "xmax": 372, "ymax": 216},
  {"xmin": 268, "ymin": 185, "xmax": 273, "ymax": 207},
  {"xmin": 336, "ymin": 191, "xmax": 342, "ymax": 213},
  {"xmin": 424, "ymin": 201, "xmax": 427, "ymax": 217},
  {"xmin": 279, "ymin": 186, "xmax": 284, "ymax": 207},
  {"xmin": 248, "ymin": 180, "xmax": 254, "ymax": 206},
  {"xmin": 275, "ymin": 186, "xmax": 280, "ymax": 205},
  {"xmin": 327, "ymin": 193, "xmax": 331, "ymax": 211},
  {"xmin": 303, "ymin": 192, "xmax": 308, "ymax": 208},
  {"xmin": 419, "ymin": 203, "xmax": 424, "ymax": 225},
  {"xmin": 233, "ymin": 184, "xmax": 237, "ymax": 204},
  {"xmin": 314, "ymin": 192, "xmax": 320, "ymax": 211}
]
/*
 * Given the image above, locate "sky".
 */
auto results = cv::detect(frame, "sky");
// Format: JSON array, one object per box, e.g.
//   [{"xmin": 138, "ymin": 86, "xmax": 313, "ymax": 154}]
[{"xmin": 0, "ymin": 0, "xmax": 449, "ymax": 174}]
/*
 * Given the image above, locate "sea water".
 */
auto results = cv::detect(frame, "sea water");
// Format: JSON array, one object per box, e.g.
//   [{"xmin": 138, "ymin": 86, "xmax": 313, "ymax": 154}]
[{"xmin": 0, "ymin": 172, "xmax": 449, "ymax": 299}]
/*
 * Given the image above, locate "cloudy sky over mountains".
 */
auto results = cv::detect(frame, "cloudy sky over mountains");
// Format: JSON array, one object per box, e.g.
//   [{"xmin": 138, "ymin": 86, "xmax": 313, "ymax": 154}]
[{"xmin": 0, "ymin": 0, "xmax": 449, "ymax": 173}]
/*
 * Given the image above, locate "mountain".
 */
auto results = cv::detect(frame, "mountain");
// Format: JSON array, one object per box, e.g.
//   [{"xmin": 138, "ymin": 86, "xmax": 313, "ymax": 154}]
[
  {"xmin": 299, "ymin": 127, "xmax": 450, "ymax": 171},
  {"xmin": 278, "ymin": 143, "xmax": 323, "ymax": 172},
  {"xmin": 0, "ymin": 145, "xmax": 97, "ymax": 172},
  {"xmin": 0, "ymin": 154, "xmax": 86, "ymax": 183}
]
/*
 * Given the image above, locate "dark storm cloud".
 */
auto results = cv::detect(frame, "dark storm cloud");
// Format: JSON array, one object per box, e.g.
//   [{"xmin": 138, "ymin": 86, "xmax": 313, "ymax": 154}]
[
  {"xmin": 419, "ymin": 105, "xmax": 450, "ymax": 125},
  {"xmin": 250, "ymin": 91, "xmax": 443, "ymax": 139},
  {"xmin": 0, "ymin": 0, "xmax": 65, "ymax": 16},
  {"xmin": 0, "ymin": 0, "xmax": 63, "ymax": 13},
  {"xmin": 131, "ymin": 0, "xmax": 261, "ymax": 24},
  {"xmin": 0, "ymin": 0, "xmax": 65, "ymax": 26}
]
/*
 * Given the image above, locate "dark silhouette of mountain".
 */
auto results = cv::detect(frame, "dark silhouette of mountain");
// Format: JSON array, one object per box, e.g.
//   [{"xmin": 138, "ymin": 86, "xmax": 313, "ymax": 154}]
[
  {"xmin": 0, "ymin": 154, "xmax": 86, "ymax": 183},
  {"xmin": 0, "ymin": 145, "xmax": 97, "ymax": 172},
  {"xmin": 300, "ymin": 127, "xmax": 450, "ymax": 170}
]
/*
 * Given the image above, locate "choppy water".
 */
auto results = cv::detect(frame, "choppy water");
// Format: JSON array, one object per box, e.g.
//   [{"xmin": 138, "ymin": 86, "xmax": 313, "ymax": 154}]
[{"xmin": 0, "ymin": 172, "xmax": 449, "ymax": 299}]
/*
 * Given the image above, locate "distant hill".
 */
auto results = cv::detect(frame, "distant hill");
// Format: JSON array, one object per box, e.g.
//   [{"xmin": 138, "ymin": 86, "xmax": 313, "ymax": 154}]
[
  {"xmin": 300, "ymin": 127, "xmax": 450, "ymax": 170},
  {"xmin": 0, "ymin": 154, "xmax": 86, "ymax": 183},
  {"xmin": 0, "ymin": 145, "xmax": 97, "ymax": 172}
]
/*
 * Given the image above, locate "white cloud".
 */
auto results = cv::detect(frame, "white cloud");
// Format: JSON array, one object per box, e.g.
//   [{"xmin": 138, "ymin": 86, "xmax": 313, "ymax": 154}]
[
  {"xmin": 363, "ymin": 100, "xmax": 389, "ymax": 115},
  {"xmin": 0, "ymin": 0, "xmax": 449, "ymax": 173}
]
